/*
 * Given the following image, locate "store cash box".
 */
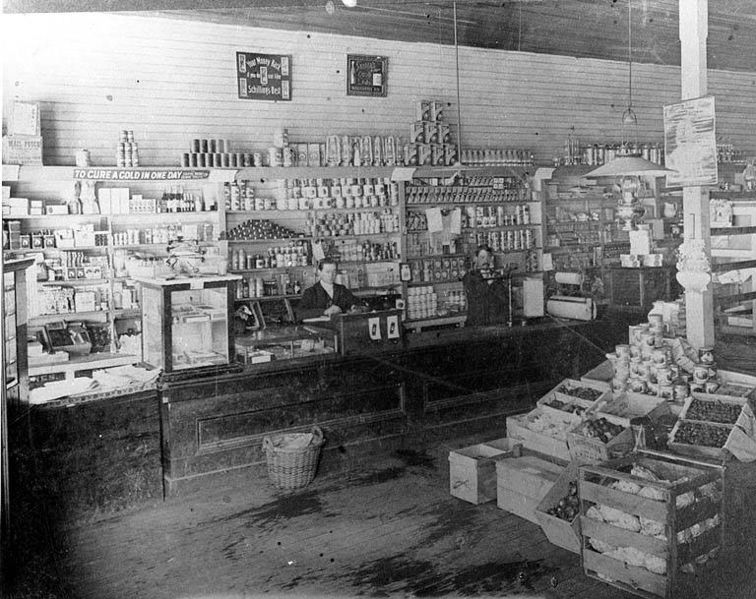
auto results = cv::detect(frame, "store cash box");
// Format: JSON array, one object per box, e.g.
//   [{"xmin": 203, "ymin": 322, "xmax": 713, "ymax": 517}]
[{"xmin": 306, "ymin": 309, "xmax": 404, "ymax": 356}]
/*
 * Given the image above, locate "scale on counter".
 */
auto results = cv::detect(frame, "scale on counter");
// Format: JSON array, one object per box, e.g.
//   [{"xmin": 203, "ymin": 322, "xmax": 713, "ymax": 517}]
[
  {"xmin": 43, "ymin": 321, "xmax": 93, "ymax": 356},
  {"xmin": 546, "ymin": 272, "xmax": 596, "ymax": 321}
]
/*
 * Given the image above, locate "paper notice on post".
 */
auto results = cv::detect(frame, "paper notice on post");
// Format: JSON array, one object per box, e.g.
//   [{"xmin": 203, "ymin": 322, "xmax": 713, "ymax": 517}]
[
  {"xmin": 368, "ymin": 317, "xmax": 381, "ymax": 340},
  {"xmin": 426, "ymin": 207, "xmax": 443, "ymax": 233},
  {"xmin": 387, "ymin": 315, "xmax": 399, "ymax": 339}
]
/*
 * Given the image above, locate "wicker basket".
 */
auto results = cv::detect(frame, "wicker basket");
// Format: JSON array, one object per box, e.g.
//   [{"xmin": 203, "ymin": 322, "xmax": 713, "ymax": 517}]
[{"xmin": 263, "ymin": 426, "xmax": 325, "ymax": 489}]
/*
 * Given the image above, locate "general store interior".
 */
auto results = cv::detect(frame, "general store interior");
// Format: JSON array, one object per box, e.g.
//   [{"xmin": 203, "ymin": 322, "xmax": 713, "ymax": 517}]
[{"xmin": 2, "ymin": 1, "xmax": 756, "ymax": 598}]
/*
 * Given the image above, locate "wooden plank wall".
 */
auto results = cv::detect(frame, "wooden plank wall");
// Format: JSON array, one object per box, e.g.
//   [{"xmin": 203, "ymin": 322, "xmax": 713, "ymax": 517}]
[{"xmin": 2, "ymin": 12, "xmax": 755, "ymax": 169}]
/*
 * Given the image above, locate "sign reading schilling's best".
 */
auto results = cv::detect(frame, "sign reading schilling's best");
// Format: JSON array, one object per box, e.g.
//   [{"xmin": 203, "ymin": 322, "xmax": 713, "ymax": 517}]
[{"xmin": 236, "ymin": 52, "xmax": 292, "ymax": 101}]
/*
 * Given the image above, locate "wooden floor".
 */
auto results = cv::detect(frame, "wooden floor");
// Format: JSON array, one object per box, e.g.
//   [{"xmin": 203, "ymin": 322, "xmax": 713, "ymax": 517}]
[{"xmin": 8, "ymin": 430, "xmax": 756, "ymax": 599}]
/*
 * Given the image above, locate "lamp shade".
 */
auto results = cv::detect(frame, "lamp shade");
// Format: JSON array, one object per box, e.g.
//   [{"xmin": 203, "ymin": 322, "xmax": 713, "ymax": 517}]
[{"xmin": 584, "ymin": 156, "xmax": 674, "ymax": 178}]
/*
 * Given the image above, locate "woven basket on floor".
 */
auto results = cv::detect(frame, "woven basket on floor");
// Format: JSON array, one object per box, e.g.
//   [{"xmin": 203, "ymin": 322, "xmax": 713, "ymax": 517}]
[{"xmin": 263, "ymin": 426, "xmax": 325, "ymax": 489}]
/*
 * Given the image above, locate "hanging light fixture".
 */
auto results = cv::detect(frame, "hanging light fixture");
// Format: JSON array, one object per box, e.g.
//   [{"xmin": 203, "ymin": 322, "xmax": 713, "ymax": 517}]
[{"xmin": 585, "ymin": 0, "xmax": 672, "ymax": 180}]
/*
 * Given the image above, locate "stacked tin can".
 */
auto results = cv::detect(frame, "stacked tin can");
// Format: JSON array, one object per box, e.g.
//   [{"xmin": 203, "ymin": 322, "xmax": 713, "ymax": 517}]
[
  {"xmin": 408, "ymin": 100, "xmax": 457, "ymax": 167},
  {"xmin": 185, "ymin": 138, "xmax": 248, "ymax": 168},
  {"xmin": 406, "ymin": 285, "xmax": 438, "ymax": 320},
  {"xmin": 117, "ymin": 130, "xmax": 139, "ymax": 167}
]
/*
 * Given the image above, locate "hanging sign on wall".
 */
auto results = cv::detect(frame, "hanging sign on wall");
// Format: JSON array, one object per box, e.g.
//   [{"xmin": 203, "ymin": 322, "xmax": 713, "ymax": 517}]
[
  {"xmin": 73, "ymin": 168, "xmax": 210, "ymax": 181},
  {"xmin": 663, "ymin": 95, "xmax": 717, "ymax": 187},
  {"xmin": 236, "ymin": 52, "xmax": 292, "ymax": 101},
  {"xmin": 346, "ymin": 55, "xmax": 388, "ymax": 97}
]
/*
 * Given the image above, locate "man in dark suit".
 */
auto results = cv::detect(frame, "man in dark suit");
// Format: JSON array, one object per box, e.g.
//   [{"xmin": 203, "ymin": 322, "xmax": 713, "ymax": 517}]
[
  {"xmin": 297, "ymin": 258, "xmax": 362, "ymax": 321},
  {"xmin": 462, "ymin": 245, "xmax": 510, "ymax": 326}
]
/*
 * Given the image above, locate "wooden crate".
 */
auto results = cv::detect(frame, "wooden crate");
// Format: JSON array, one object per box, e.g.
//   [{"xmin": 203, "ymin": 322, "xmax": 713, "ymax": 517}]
[
  {"xmin": 506, "ymin": 409, "xmax": 573, "ymax": 463},
  {"xmin": 579, "ymin": 451, "xmax": 725, "ymax": 599},
  {"xmin": 496, "ymin": 454, "xmax": 564, "ymax": 524},
  {"xmin": 690, "ymin": 369, "xmax": 756, "ymax": 403},
  {"xmin": 667, "ymin": 394, "xmax": 755, "ymax": 460},
  {"xmin": 537, "ymin": 378, "xmax": 609, "ymax": 424},
  {"xmin": 448, "ymin": 438, "xmax": 522, "ymax": 504},
  {"xmin": 591, "ymin": 391, "xmax": 671, "ymax": 428},
  {"xmin": 567, "ymin": 416, "xmax": 635, "ymax": 465},
  {"xmin": 535, "ymin": 462, "xmax": 581, "ymax": 553}
]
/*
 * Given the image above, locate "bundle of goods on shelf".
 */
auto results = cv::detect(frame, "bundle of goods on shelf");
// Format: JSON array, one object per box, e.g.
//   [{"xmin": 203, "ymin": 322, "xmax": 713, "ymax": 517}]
[
  {"xmin": 235, "ymin": 274, "xmax": 302, "ymax": 300},
  {"xmin": 112, "ymin": 222, "xmax": 215, "ymax": 247},
  {"xmin": 226, "ymin": 219, "xmax": 304, "ymax": 241},
  {"xmin": 183, "ymin": 138, "xmax": 239, "ymax": 168},
  {"xmin": 460, "ymin": 148, "xmax": 534, "ymax": 167},
  {"xmin": 115, "ymin": 130, "xmax": 139, "ymax": 168},
  {"xmin": 229, "ymin": 241, "xmax": 310, "ymax": 272},
  {"xmin": 405, "ymin": 179, "xmax": 527, "ymax": 204},
  {"xmin": 282, "ymin": 178, "xmax": 399, "ymax": 211},
  {"xmin": 409, "ymin": 99, "xmax": 457, "ymax": 167},
  {"xmin": 319, "ymin": 238, "xmax": 398, "ymax": 263},
  {"xmin": 579, "ymin": 452, "xmax": 723, "ymax": 597},
  {"xmin": 408, "ymin": 256, "xmax": 467, "ymax": 284},
  {"xmin": 37, "ymin": 284, "xmax": 109, "ymax": 316},
  {"xmin": 97, "ymin": 184, "xmax": 214, "ymax": 215},
  {"xmin": 307, "ymin": 211, "xmax": 398, "ymax": 236},
  {"xmin": 559, "ymin": 136, "xmax": 664, "ymax": 167},
  {"xmin": 406, "ymin": 286, "xmax": 437, "ymax": 320}
]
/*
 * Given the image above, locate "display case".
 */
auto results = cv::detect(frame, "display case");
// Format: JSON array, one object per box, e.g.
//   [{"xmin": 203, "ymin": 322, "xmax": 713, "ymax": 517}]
[{"xmin": 135, "ymin": 275, "xmax": 240, "ymax": 372}]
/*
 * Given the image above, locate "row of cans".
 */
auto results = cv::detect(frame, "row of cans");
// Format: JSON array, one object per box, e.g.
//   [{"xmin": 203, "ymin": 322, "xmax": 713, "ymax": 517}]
[
  {"xmin": 465, "ymin": 204, "xmax": 531, "ymax": 228},
  {"xmin": 406, "ymin": 186, "xmax": 527, "ymax": 204},
  {"xmin": 116, "ymin": 142, "xmax": 139, "ymax": 168},
  {"xmin": 475, "ymin": 229, "xmax": 536, "ymax": 251}
]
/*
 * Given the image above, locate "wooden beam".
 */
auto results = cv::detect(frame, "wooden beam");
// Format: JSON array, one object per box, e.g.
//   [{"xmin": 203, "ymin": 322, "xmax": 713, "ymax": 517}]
[{"xmin": 679, "ymin": 0, "xmax": 715, "ymax": 349}]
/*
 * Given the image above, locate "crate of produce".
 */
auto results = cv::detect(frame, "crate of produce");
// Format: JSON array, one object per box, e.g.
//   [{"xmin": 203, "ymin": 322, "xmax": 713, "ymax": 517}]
[
  {"xmin": 567, "ymin": 416, "xmax": 635, "ymax": 465},
  {"xmin": 590, "ymin": 391, "xmax": 671, "ymax": 428},
  {"xmin": 579, "ymin": 450, "xmax": 724, "ymax": 599},
  {"xmin": 550, "ymin": 378, "xmax": 611, "ymax": 404},
  {"xmin": 535, "ymin": 461, "xmax": 582, "ymax": 553},
  {"xmin": 448, "ymin": 438, "xmax": 522, "ymax": 505},
  {"xmin": 690, "ymin": 369, "xmax": 756, "ymax": 404},
  {"xmin": 537, "ymin": 379, "xmax": 609, "ymax": 423},
  {"xmin": 496, "ymin": 454, "xmax": 564, "ymax": 524},
  {"xmin": 667, "ymin": 393, "xmax": 756, "ymax": 461},
  {"xmin": 506, "ymin": 407, "xmax": 574, "ymax": 463}
]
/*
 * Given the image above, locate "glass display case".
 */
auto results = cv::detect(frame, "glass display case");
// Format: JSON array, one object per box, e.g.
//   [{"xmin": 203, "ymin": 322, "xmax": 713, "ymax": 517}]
[{"xmin": 135, "ymin": 275, "xmax": 240, "ymax": 372}]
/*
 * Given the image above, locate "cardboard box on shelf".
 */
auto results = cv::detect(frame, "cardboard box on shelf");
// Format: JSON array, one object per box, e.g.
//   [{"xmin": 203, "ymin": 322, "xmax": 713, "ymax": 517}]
[{"xmin": 2, "ymin": 135, "xmax": 43, "ymax": 165}]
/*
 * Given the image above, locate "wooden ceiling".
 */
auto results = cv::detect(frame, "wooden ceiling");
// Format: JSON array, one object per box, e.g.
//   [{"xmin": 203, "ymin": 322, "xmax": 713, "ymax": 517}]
[{"xmin": 5, "ymin": 0, "xmax": 756, "ymax": 73}]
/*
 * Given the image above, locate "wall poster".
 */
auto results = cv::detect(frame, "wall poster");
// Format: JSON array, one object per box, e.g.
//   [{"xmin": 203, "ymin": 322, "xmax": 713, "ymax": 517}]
[
  {"xmin": 663, "ymin": 95, "xmax": 717, "ymax": 187},
  {"xmin": 347, "ymin": 55, "xmax": 388, "ymax": 97},
  {"xmin": 236, "ymin": 52, "xmax": 292, "ymax": 101}
]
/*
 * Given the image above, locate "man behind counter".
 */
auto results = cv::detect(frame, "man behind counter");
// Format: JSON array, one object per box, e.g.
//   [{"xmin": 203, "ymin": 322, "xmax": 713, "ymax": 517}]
[
  {"xmin": 297, "ymin": 258, "xmax": 363, "ymax": 321},
  {"xmin": 462, "ymin": 245, "xmax": 510, "ymax": 326}
]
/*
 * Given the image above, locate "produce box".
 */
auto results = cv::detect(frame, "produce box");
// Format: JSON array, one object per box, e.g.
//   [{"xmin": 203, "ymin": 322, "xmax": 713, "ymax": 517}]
[
  {"xmin": 691, "ymin": 369, "xmax": 756, "ymax": 404},
  {"xmin": 579, "ymin": 451, "xmax": 724, "ymax": 599},
  {"xmin": 448, "ymin": 438, "xmax": 522, "ymax": 505},
  {"xmin": 667, "ymin": 394, "xmax": 756, "ymax": 461},
  {"xmin": 591, "ymin": 391, "xmax": 671, "ymax": 428},
  {"xmin": 496, "ymin": 454, "xmax": 564, "ymax": 524},
  {"xmin": 580, "ymin": 359, "xmax": 613, "ymax": 386},
  {"xmin": 506, "ymin": 408, "xmax": 573, "ymax": 463},
  {"xmin": 567, "ymin": 416, "xmax": 634, "ymax": 465},
  {"xmin": 535, "ymin": 461, "xmax": 581, "ymax": 553},
  {"xmin": 537, "ymin": 379, "xmax": 610, "ymax": 423},
  {"xmin": 551, "ymin": 378, "xmax": 611, "ymax": 404}
]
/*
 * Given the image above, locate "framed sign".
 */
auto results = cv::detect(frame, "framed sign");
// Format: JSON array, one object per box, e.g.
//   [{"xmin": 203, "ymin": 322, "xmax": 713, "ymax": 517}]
[
  {"xmin": 663, "ymin": 95, "xmax": 717, "ymax": 187},
  {"xmin": 236, "ymin": 52, "xmax": 292, "ymax": 101},
  {"xmin": 347, "ymin": 55, "xmax": 388, "ymax": 97}
]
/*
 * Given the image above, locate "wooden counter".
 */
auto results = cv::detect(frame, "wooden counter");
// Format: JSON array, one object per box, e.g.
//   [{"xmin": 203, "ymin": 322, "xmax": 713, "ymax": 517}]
[{"xmin": 157, "ymin": 317, "xmax": 631, "ymax": 495}]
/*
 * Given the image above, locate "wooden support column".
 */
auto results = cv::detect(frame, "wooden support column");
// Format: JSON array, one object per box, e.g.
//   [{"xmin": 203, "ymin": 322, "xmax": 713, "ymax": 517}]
[{"xmin": 679, "ymin": 0, "xmax": 715, "ymax": 349}]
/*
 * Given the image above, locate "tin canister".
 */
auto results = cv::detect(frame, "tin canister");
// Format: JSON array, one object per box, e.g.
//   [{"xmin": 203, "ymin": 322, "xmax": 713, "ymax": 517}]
[
  {"xmin": 418, "ymin": 144, "xmax": 432, "ymax": 165},
  {"xmin": 430, "ymin": 100, "xmax": 444, "ymax": 121},
  {"xmin": 659, "ymin": 384, "xmax": 674, "ymax": 400},
  {"xmin": 628, "ymin": 324, "xmax": 647, "ymax": 346},
  {"xmin": 674, "ymin": 384, "xmax": 689, "ymax": 401},
  {"xmin": 693, "ymin": 365, "xmax": 709, "ymax": 384},
  {"xmin": 75, "ymin": 149, "xmax": 91, "ymax": 167},
  {"xmin": 410, "ymin": 122, "xmax": 425, "ymax": 143},
  {"xmin": 705, "ymin": 380, "xmax": 720, "ymax": 394},
  {"xmin": 699, "ymin": 347, "xmax": 715, "ymax": 365}
]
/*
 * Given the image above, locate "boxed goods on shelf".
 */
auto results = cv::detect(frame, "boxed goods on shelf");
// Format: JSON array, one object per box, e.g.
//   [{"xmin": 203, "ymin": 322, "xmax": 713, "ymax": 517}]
[
  {"xmin": 567, "ymin": 416, "xmax": 634, "ymax": 465},
  {"xmin": 506, "ymin": 407, "xmax": 574, "ymax": 463},
  {"xmin": 535, "ymin": 462, "xmax": 581, "ymax": 553},
  {"xmin": 579, "ymin": 451, "xmax": 724, "ymax": 599},
  {"xmin": 495, "ymin": 454, "xmax": 564, "ymax": 524},
  {"xmin": 448, "ymin": 438, "xmax": 521, "ymax": 505}
]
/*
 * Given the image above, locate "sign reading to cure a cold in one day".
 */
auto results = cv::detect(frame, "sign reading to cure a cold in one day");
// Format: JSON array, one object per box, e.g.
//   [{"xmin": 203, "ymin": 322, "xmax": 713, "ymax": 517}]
[
  {"xmin": 236, "ymin": 52, "xmax": 292, "ymax": 101},
  {"xmin": 73, "ymin": 169, "xmax": 211, "ymax": 181}
]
